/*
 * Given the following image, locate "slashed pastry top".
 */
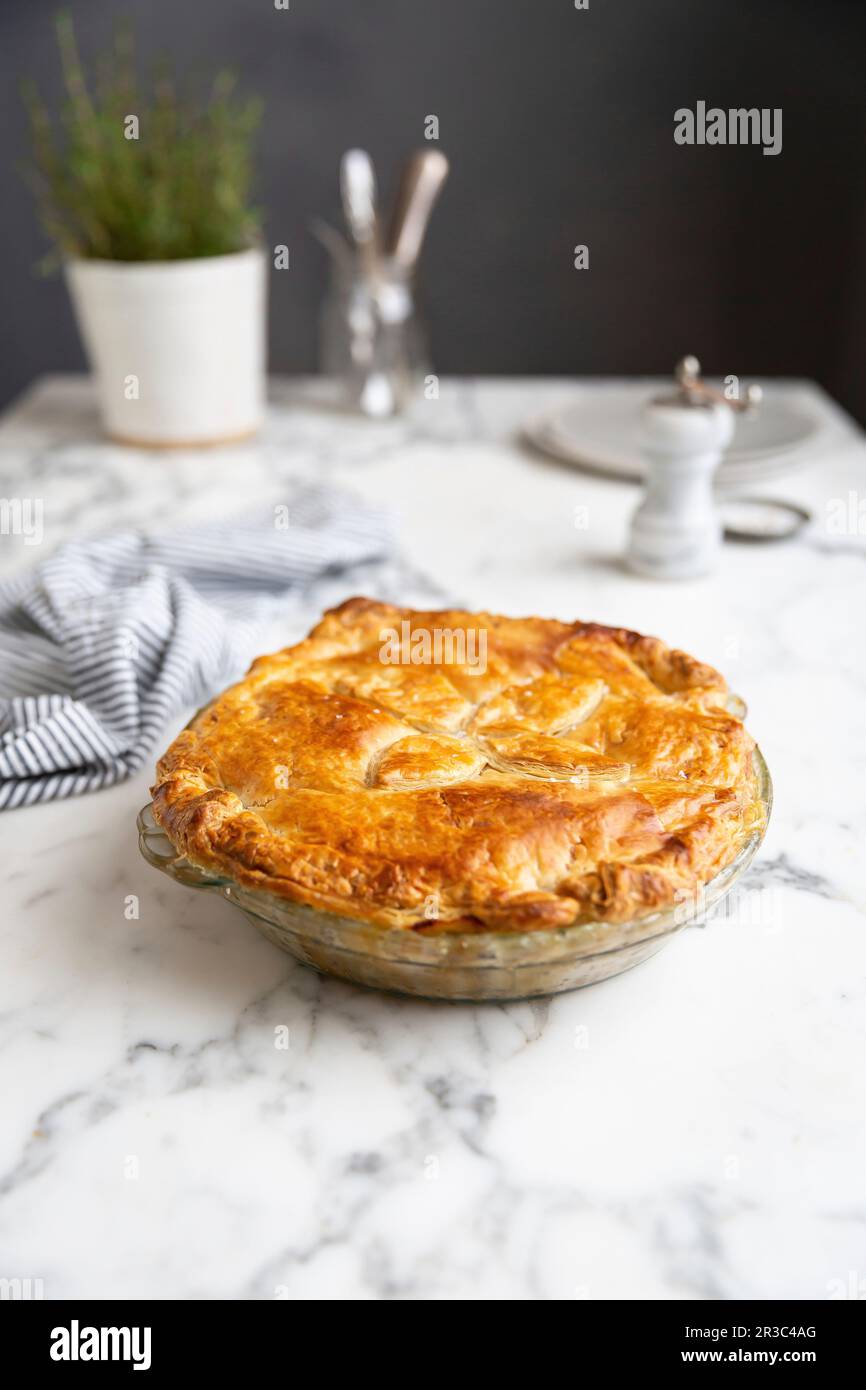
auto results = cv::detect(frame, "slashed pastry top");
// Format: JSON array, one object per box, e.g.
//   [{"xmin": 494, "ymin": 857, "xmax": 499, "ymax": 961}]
[{"xmin": 151, "ymin": 598, "xmax": 764, "ymax": 932}]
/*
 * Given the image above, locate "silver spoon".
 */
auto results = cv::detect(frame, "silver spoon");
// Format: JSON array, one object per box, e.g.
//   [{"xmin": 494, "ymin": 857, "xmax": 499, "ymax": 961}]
[{"xmin": 340, "ymin": 148, "xmax": 380, "ymax": 279}]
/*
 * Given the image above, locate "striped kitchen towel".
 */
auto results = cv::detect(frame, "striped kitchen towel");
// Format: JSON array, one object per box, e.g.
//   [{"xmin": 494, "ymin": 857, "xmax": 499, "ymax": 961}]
[{"xmin": 0, "ymin": 484, "xmax": 397, "ymax": 808}]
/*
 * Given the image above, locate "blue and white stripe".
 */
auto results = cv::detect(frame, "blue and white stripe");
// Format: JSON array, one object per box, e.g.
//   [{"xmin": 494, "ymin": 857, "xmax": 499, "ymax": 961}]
[{"xmin": 0, "ymin": 485, "xmax": 393, "ymax": 808}]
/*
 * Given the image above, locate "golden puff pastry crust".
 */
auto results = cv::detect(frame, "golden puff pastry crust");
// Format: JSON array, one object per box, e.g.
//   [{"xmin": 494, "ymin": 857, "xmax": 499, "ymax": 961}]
[{"xmin": 151, "ymin": 598, "xmax": 764, "ymax": 932}]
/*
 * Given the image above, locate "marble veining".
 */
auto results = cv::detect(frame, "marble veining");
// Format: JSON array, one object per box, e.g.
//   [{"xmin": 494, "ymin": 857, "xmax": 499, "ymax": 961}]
[{"xmin": 0, "ymin": 376, "xmax": 864, "ymax": 1300}]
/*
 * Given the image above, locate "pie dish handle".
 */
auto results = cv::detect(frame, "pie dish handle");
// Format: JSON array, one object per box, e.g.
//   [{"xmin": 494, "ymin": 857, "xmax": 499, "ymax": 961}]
[{"xmin": 137, "ymin": 803, "xmax": 226, "ymax": 891}]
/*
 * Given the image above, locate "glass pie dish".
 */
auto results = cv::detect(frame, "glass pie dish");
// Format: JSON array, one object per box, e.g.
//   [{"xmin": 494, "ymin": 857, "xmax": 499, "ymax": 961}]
[{"xmin": 137, "ymin": 745, "xmax": 771, "ymax": 1003}]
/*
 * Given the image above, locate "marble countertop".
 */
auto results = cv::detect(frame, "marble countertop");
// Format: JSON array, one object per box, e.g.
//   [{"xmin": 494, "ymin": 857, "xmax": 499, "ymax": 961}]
[{"xmin": 1, "ymin": 375, "xmax": 865, "ymax": 1301}]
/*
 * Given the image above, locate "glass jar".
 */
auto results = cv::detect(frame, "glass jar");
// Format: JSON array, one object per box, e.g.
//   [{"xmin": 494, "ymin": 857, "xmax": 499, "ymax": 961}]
[{"xmin": 320, "ymin": 254, "xmax": 429, "ymax": 417}]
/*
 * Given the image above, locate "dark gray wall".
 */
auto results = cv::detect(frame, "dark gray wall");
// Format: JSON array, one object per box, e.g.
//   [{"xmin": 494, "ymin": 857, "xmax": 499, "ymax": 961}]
[{"xmin": 3, "ymin": 0, "xmax": 866, "ymax": 421}]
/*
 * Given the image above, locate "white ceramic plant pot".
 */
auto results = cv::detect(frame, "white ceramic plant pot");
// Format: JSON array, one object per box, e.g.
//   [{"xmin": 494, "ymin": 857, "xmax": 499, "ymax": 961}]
[{"xmin": 65, "ymin": 247, "xmax": 266, "ymax": 447}]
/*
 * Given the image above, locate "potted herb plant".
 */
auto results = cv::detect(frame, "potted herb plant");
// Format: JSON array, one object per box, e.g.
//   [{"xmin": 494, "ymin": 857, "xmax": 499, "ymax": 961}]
[{"xmin": 25, "ymin": 16, "xmax": 266, "ymax": 447}]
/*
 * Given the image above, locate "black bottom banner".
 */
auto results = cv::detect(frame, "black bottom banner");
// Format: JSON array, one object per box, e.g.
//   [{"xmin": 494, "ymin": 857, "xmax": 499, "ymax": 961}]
[{"xmin": 5, "ymin": 1297, "xmax": 860, "ymax": 1372}]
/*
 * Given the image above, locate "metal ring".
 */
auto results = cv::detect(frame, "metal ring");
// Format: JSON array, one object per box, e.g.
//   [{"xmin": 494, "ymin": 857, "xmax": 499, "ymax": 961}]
[{"xmin": 721, "ymin": 497, "xmax": 812, "ymax": 543}]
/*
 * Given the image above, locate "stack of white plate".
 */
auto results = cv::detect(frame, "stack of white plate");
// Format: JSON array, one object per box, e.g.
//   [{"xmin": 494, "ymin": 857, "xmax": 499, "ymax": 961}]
[{"xmin": 523, "ymin": 384, "xmax": 821, "ymax": 487}]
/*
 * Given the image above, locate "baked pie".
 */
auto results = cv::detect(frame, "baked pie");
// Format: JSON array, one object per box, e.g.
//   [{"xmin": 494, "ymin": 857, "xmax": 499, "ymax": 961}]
[{"xmin": 152, "ymin": 598, "xmax": 764, "ymax": 933}]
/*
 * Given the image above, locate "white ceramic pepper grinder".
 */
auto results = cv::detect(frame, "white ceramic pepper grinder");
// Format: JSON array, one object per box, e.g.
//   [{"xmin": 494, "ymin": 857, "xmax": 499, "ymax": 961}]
[{"xmin": 627, "ymin": 356, "xmax": 762, "ymax": 580}]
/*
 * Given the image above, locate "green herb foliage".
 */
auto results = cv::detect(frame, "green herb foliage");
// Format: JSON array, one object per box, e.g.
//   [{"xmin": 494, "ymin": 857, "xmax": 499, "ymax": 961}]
[{"xmin": 24, "ymin": 13, "xmax": 263, "ymax": 264}]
